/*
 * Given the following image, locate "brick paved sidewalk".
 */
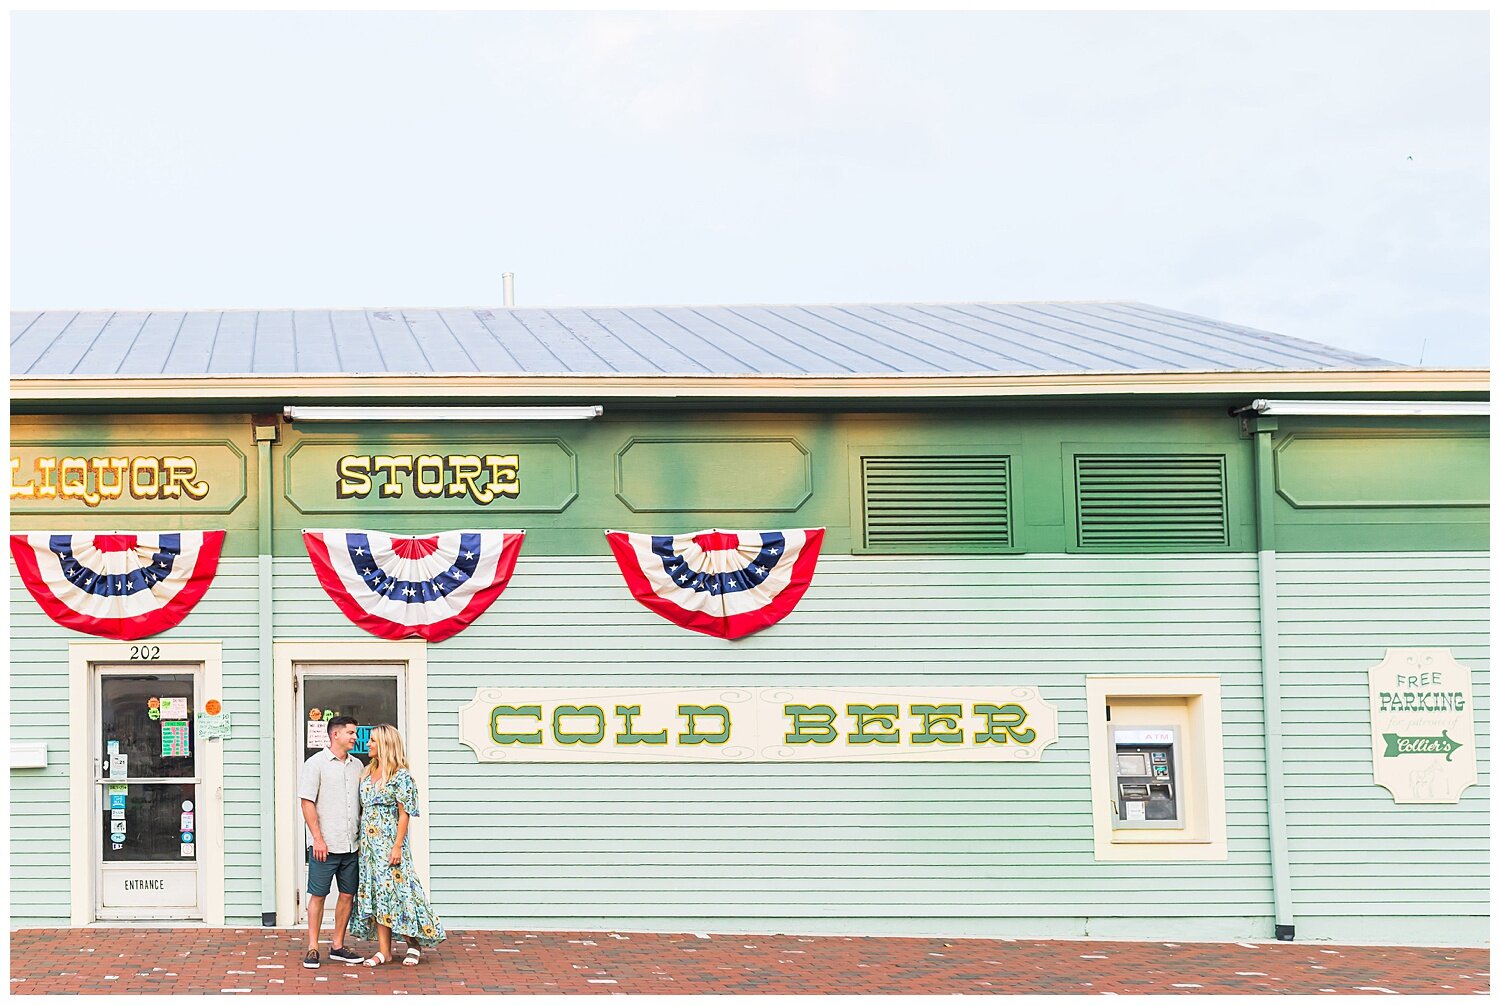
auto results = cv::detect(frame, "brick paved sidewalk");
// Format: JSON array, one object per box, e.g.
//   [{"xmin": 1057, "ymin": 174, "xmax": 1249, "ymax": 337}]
[{"xmin": 8, "ymin": 927, "xmax": 1489, "ymax": 995}]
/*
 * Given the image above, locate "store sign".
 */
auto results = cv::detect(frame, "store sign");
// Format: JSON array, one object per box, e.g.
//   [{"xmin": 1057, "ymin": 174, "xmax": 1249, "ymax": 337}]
[
  {"xmin": 458, "ymin": 686, "xmax": 1059, "ymax": 763},
  {"xmin": 9, "ymin": 441, "xmax": 246, "ymax": 514},
  {"xmin": 334, "ymin": 453, "xmax": 520, "ymax": 502},
  {"xmin": 284, "ymin": 437, "xmax": 577, "ymax": 514},
  {"xmin": 1368, "ymin": 648, "xmax": 1477, "ymax": 804}
]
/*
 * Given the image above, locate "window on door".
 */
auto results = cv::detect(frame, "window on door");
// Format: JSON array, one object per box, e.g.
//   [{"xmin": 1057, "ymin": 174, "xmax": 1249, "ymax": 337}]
[
  {"xmin": 99, "ymin": 672, "xmax": 198, "ymax": 864},
  {"xmin": 298, "ymin": 671, "xmax": 403, "ymax": 769}
]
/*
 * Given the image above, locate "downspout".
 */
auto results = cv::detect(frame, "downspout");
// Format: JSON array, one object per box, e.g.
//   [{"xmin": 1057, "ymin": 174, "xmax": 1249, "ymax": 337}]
[
  {"xmin": 1238, "ymin": 396, "xmax": 1488, "ymax": 939},
  {"xmin": 252, "ymin": 415, "xmax": 280, "ymax": 926},
  {"xmin": 1250, "ymin": 416, "xmax": 1296, "ymax": 941}
]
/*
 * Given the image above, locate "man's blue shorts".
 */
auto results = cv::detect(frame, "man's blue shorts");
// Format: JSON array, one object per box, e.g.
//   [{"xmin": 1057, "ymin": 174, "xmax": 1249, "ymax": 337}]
[{"xmin": 307, "ymin": 850, "xmax": 359, "ymax": 897}]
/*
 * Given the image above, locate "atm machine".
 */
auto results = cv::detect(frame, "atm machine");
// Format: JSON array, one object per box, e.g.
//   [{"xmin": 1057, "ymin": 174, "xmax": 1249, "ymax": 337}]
[{"xmin": 1109, "ymin": 725, "xmax": 1183, "ymax": 829}]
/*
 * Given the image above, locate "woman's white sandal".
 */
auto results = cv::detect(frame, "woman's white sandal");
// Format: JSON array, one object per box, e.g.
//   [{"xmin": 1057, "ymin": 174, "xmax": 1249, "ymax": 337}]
[
  {"xmin": 362, "ymin": 952, "xmax": 389, "ymax": 968},
  {"xmin": 403, "ymin": 947, "xmax": 421, "ymax": 966}
]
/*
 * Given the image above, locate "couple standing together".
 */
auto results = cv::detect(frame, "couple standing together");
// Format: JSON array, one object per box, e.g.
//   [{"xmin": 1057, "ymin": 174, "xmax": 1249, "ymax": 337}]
[{"xmin": 298, "ymin": 716, "xmax": 446, "ymax": 968}]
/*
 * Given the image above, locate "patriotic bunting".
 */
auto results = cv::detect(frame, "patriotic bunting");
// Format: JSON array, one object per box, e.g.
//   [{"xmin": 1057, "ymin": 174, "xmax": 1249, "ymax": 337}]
[
  {"xmin": 605, "ymin": 527, "xmax": 824, "ymax": 640},
  {"xmin": 303, "ymin": 529, "xmax": 524, "ymax": 642},
  {"xmin": 9, "ymin": 531, "xmax": 226, "ymax": 640}
]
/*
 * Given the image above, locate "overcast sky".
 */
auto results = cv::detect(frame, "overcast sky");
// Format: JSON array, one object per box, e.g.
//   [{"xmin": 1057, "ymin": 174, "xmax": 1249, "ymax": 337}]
[{"xmin": 10, "ymin": 11, "xmax": 1489, "ymax": 366}]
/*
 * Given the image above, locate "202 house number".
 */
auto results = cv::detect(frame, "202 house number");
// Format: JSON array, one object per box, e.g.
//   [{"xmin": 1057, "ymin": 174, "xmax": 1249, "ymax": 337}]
[{"xmin": 130, "ymin": 645, "xmax": 161, "ymax": 660}]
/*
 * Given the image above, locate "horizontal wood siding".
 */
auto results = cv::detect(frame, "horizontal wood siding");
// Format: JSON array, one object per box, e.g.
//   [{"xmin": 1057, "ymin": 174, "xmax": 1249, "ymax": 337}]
[
  {"xmin": 9, "ymin": 559, "xmax": 265, "ymax": 926},
  {"xmin": 275, "ymin": 553, "xmax": 1273, "ymax": 938},
  {"xmin": 1277, "ymin": 552, "xmax": 1489, "ymax": 944},
  {"xmin": 14, "ymin": 550, "xmax": 1485, "ymax": 941}
]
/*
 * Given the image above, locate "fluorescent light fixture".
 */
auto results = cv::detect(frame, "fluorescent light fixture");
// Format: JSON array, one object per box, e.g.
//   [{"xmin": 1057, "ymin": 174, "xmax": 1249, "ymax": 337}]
[
  {"xmin": 284, "ymin": 405, "xmax": 603, "ymax": 422},
  {"xmin": 1238, "ymin": 399, "xmax": 1489, "ymax": 417}
]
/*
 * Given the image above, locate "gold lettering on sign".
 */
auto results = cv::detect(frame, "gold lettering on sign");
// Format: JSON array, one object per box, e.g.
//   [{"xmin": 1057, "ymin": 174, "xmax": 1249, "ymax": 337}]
[
  {"xmin": 161, "ymin": 456, "xmax": 209, "ymax": 499},
  {"xmin": 10, "ymin": 455, "xmax": 210, "ymax": 507},
  {"xmin": 413, "ymin": 455, "xmax": 446, "ymax": 498},
  {"xmin": 336, "ymin": 453, "xmax": 521, "ymax": 505},
  {"xmin": 33, "ymin": 457, "xmax": 58, "ymax": 498},
  {"xmin": 335, "ymin": 454, "xmax": 373, "ymax": 497}
]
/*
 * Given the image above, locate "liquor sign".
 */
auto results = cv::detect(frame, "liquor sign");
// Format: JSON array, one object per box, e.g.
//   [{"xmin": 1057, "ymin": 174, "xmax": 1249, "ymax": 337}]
[
  {"xmin": 1368, "ymin": 648, "xmax": 1477, "ymax": 804},
  {"xmin": 10, "ymin": 441, "xmax": 246, "ymax": 514},
  {"xmin": 458, "ymin": 686, "xmax": 1059, "ymax": 763}
]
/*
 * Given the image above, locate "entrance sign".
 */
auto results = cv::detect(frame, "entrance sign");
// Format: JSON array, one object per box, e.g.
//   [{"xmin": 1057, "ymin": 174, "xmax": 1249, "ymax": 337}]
[
  {"xmin": 9, "ymin": 531, "xmax": 225, "ymax": 640},
  {"xmin": 1368, "ymin": 648, "xmax": 1477, "ymax": 803},
  {"xmin": 100, "ymin": 870, "xmax": 197, "ymax": 909},
  {"xmin": 606, "ymin": 527, "xmax": 825, "ymax": 639},
  {"xmin": 459, "ymin": 686, "xmax": 1059, "ymax": 763},
  {"xmin": 303, "ymin": 528, "xmax": 524, "ymax": 642}
]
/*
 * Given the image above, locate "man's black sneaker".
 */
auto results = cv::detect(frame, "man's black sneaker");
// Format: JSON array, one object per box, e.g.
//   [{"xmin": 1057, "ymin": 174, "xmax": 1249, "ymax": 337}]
[
  {"xmin": 303, "ymin": 950, "xmax": 320, "ymax": 969},
  {"xmin": 329, "ymin": 947, "xmax": 365, "ymax": 965}
]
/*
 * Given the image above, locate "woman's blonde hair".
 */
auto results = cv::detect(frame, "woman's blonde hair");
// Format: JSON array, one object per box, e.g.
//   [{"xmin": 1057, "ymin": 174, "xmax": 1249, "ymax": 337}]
[{"xmin": 362, "ymin": 723, "xmax": 409, "ymax": 785}]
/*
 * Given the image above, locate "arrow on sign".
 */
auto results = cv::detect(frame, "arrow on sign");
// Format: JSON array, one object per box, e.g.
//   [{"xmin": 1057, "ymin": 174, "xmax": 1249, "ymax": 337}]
[{"xmin": 1382, "ymin": 730, "xmax": 1463, "ymax": 761}]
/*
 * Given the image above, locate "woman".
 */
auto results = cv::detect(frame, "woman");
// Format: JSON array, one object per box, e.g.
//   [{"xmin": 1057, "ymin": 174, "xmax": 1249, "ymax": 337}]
[{"xmin": 348, "ymin": 724, "xmax": 446, "ymax": 966}]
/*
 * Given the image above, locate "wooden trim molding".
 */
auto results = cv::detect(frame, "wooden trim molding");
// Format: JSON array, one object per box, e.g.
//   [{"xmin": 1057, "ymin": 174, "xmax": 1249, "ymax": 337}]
[{"xmin": 11, "ymin": 369, "xmax": 1490, "ymax": 403}]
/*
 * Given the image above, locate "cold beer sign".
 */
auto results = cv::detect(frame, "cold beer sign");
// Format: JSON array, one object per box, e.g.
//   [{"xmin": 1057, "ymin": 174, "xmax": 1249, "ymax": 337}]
[{"xmin": 458, "ymin": 686, "xmax": 1059, "ymax": 763}]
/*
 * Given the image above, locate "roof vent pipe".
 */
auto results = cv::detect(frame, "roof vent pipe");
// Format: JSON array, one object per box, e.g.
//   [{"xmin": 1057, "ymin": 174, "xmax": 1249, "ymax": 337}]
[{"xmin": 502, "ymin": 272, "xmax": 515, "ymax": 307}]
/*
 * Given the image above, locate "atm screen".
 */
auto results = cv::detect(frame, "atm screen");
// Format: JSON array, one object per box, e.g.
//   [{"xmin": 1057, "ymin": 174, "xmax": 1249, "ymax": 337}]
[{"xmin": 1116, "ymin": 753, "xmax": 1148, "ymax": 775}]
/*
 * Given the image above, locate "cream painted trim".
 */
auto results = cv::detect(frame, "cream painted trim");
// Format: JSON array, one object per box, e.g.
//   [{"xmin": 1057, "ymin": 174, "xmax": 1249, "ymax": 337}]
[
  {"xmin": 11, "ymin": 368, "xmax": 1489, "ymax": 402},
  {"xmin": 68, "ymin": 641, "xmax": 225, "ymax": 926},
  {"xmin": 1085, "ymin": 675, "xmax": 1228, "ymax": 862},
  {"xmin": 273, "ymin": 640, "xmax": 428, "ymax": 929}
]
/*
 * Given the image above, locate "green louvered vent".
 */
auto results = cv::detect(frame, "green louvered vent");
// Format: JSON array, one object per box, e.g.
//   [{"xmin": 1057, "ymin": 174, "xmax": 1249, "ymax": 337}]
[
  {"xmin": 861, "ymin": 455, "xmax": 1012, "ymax": 551},
  {"xmin": 1074, "ymin": 453, "xmax": 1229, "ymax": 550}
]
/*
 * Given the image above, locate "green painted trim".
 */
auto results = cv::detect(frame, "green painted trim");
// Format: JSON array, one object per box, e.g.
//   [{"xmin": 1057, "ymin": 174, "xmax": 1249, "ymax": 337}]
[
  {"xmin": 10, "ymin": 410, "xmax": 1486, "ymax": 557},
  {"xmin": 614, "ymin": 435, "xmax": 813, "ymax": 513},
  {"xmin": 256, "ymin": 434, "xmax": 276, "ymax": 920},
  {"xmin": 1273, "ymin": 430, "xmax": 1489, "ymax": 509},
  {"xmin": 1252, "ymin": 422, "xmax": 1295, "ymax": 930}
]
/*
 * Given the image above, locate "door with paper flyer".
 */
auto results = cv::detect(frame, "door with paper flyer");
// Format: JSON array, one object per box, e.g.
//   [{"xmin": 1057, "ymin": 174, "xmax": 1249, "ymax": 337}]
[
  {"xmin": 294, "ymin": 663, "xmax": 404, "ymax": 926},
  {"xmin": 94, "ymin": 666, "xmax": 203, "ymax": 920}
]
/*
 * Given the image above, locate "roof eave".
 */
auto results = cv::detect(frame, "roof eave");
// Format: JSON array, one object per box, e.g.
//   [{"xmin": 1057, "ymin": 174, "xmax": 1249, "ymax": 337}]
[{"xmin": 9, "ymin": 368, "xmax": 1489, "ymax": 404}]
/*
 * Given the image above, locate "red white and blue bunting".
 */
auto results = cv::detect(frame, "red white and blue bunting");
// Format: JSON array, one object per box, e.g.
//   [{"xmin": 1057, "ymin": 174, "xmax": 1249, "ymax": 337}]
[
  {"xmin": 303, "ymin": 529, "xmax": 524, "ymax": 642},
  {"xmin": 605, "ymin": 528, "xmax": 825, "ymax": 640},
  {"xmin": 9, "ymin": 531, "xmax": 226, "ymax": 640}
]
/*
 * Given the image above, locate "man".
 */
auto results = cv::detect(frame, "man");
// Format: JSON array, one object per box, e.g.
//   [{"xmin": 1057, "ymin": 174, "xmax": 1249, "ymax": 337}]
[{"xmin": 298, "ymin": 714, "xmax": 366, "ymax": 968}]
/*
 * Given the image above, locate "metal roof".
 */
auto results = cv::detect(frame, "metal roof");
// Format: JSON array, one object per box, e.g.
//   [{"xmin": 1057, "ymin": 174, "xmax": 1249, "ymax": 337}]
[{"xmin": 10, "ymin": 301, "xmax": 1403, "ymax": 378}]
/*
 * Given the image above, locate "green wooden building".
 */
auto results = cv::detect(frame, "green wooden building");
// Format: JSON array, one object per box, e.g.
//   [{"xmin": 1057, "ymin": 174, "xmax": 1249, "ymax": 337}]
[{"xmin": 9, "ymin": 302, "xmax": 1489, "ymax": 945}]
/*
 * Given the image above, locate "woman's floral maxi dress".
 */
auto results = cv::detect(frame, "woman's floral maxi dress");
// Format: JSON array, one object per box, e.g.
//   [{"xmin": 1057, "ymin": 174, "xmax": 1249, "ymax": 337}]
[{"xmin": 348, "ymin": 768, "xmax": 446, "ymax": 948}]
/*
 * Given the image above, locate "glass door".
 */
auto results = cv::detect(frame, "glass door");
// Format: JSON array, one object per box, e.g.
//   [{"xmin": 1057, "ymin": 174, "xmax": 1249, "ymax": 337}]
[
  {"xmin": 95, "ymin": 667, "xmax": 202, "ymax": 920},
  {"xmin": 294, "ymin": 663, "xmax": 403, "ymax": 925}
]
